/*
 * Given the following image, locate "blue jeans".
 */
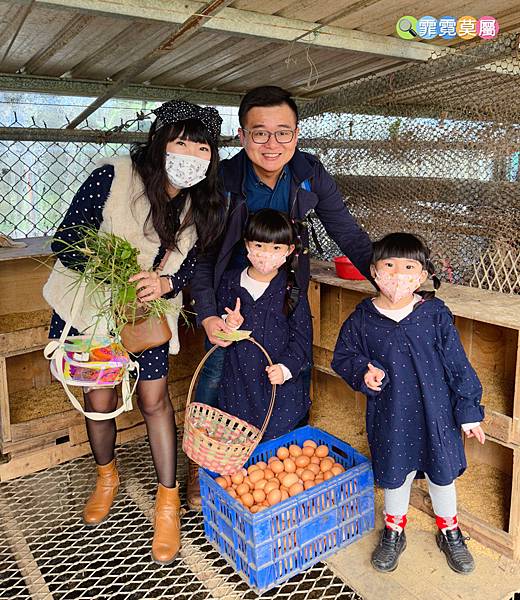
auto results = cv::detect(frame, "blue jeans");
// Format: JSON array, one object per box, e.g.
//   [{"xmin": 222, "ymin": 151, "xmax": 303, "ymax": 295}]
[{"xmin": 194, "ymin": 337, "xmax": 313, "ymax": 410}]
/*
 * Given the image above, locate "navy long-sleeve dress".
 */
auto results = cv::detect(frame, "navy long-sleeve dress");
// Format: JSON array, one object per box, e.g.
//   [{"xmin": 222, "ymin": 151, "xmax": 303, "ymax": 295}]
[
  {"xmin": 216, "ymin": 268, "xmax": 312, "ymax": 440},
  {"xmin": 331, "ymin": 296, "xmax": 484, "ymax": 489},
  {"xmin": 49, "ymin": 165, "xmax": 197, "ymax": 380}
]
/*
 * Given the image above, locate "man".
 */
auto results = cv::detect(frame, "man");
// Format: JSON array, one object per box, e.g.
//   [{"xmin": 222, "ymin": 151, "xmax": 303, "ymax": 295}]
[{"xmin": 187, "ymin": 86, "xmax": 373, "ymax": 507}]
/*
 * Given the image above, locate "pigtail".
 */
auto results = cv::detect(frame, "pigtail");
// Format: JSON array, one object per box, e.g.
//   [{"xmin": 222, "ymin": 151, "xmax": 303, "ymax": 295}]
[
  {"xmin": 426, "ymin": 258, "xmax": 441, "ymax": 290},
  {"xmin": 283, "ymin": 219, "xmax": 304, "ymax": 316}
]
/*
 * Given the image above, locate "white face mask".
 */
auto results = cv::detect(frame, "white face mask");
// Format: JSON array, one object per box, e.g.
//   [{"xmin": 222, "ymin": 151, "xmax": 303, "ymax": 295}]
[{"xmin": 165, "ymin": 152, "xmax": 210, "ymax": 189}]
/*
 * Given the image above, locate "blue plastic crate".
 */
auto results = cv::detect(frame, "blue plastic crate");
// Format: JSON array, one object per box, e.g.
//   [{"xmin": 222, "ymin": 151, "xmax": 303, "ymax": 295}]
[{"xmin": 200, "ymin": 425, "xmax": 375, "ymax": 592}]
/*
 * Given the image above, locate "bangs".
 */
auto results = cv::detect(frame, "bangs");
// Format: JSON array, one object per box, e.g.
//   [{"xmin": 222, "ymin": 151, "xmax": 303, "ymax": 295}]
[
  {"xmin": 372, "ymin": 232, "xmax": 429, "ymax": 267},
  {"xmin": 175, "ymin": 118, "xmax": 213, "ymax": 145},
  {"xmin": 245, "ymin": 209, "xmax": 294, "ymax": 245}
]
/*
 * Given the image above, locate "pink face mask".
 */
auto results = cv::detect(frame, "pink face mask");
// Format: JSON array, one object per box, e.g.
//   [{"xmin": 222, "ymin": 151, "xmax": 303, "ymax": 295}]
[
  {"xmin": 247, "ymin": 246, "xmax": 288, "ymax": 275},
  {"xmin": 374, "ymin": 270, "xmax": 423, "ymax": 303}
]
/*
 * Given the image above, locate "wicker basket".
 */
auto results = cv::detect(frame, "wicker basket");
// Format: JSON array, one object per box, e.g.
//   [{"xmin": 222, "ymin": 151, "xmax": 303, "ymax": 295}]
[{"xmin": 182, "ymin": 337, "xmax": 276, "ymax": 475}]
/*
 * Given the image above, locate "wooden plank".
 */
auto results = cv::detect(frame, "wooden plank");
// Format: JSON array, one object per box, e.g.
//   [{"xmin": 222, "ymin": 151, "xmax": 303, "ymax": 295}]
[
  {"xmin": 307, "ymin": 281, "xmax": 321, "ymax": 346},
  {"xmin": 0, "ymin": 236, "xmax": 52, "ymax": 262},
  {"xmin": 1, "ymin": 428, "xmax": 69, "ymax": 455},
  {"xmin": 11, "ymin": 409, "xmax": 82, "ymax": 442},
  {"xmin": 511, "ymin": 447, "xmax": 520, "ymax": 560},
  {"xmin": 0, "ymin": 327, "xmax": 49, "ymax": 356},
  {"xmin": 116, "ymin": 423, "xmax": 147, "ymax": 445},
  {"xmin": 6, "ymin": 351, "xmax": 51, "ymax": 394},
  {"xmin": 0, "ymin": 439, "xmax": 92, "ymax": 482},
  {"xmin": 0, "ymin": 258, "xmax": 53, "ymax": 316},
  {"xmin": 484, "ymin": 410, "xmax": 513, "ymax": 444},
  {"xmin": 513, "ymin": 330, "xmax": 520, "ymax": 444},
  {"xmin": 0, "ymin": 357, "xmax": 11, "ymax": 443}
]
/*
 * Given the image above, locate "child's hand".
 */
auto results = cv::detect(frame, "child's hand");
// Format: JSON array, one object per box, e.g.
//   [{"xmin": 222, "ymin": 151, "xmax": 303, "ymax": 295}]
[
  {"xmin": 464, "ymin": 425, "xmax": 485, "ymax": 444},
  {"xmin": 224, "ymin": 298, "xmax": 244, "ymax": 330},
  {"xmin": 364, "ymin": 363, "xmax": 385, "ymax": 392},
  {"xmin": 265, "ymin": 364, "xmax": 284, "ymax": 385}
]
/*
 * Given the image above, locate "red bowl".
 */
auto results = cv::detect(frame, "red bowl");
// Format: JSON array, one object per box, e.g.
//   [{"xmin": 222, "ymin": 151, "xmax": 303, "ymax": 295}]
[{"xmin": 333, "ymin": 256, "xmax": 365, "ymax": 280}]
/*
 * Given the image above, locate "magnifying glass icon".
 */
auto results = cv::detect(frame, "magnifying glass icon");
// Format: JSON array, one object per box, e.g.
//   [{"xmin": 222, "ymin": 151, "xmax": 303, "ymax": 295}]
[{"xmin": 398, "ymin": 18, "xmax": 418, "ymax": 36}]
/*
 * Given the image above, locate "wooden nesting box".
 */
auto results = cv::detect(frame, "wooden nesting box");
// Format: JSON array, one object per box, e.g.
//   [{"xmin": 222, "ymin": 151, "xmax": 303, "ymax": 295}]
[
  {"xmin": 308, "ymin": 260, "xmax": 520, "ymax": 561},
  {"xmin": 0, "ymin": 238, "xmax": 205, "ymax": 481}
]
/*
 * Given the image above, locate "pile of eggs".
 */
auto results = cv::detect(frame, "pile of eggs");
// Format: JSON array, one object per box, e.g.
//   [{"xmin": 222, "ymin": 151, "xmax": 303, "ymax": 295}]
[{"xmin": 214, "ymin": 440, "xmax": 345, "ymax": 513}]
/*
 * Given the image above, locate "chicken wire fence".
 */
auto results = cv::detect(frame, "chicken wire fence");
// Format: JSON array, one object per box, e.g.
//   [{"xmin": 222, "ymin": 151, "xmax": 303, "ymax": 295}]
[
  {"xmin": 1, "ymin": 32, "xmax": 519, "ymax": 294},
  {"xmin": 298, "ymin": 32, "xmax": 520, "ymax": 294}
]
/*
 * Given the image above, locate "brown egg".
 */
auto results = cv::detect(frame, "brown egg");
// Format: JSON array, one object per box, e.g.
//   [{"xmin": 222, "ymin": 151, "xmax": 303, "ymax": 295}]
[
  {"xmin": 257, "ymin": 505, "xmax": 267, "ymax": 512},
  {"xmin": 263, "ymin": 468, "xmax": 275, "ymax": 481},
  {"xmin": 264, "ymin": 480, "xmax": 280, "ymax": 495},
  {"xmin": 267, "ymin": 489, "xmax": 282, "ymax": 506},
  {"xmin": 289, "ymin": 482, "xmax": 304, "ymax": 497},
  {"xmin": 241, "ymin": 493, "xmax": 254, "ymax": 508},
  {"xmin": 227, "ymin": 488, "xmax": 238, "ymax": 498},
  {"xmin": 215, "ymin": 476, "xmax": 228, "ymax": 489},
  {"xmin": 250, "ymin": 505, "xmax": 260, "ymax": 514},
  {"xmin": 254, "ymin": 478, "xmax": 268, "ymax": 490},
  {"xmin": 331, "ymin": 465, "xmax": 344, "ymax": 476},
  {"xmin": 295, "ymin": 467, "xmax": 304, "ymax": 478},
  {"xmin": 295, "ymin": 455, "xmax": 310, "ymax": 468},
  {"xmin": 303, "ymin": 480, "xmax": 316, "ymax": 490},
  {"xmin": 243, "ymin": 476, "xmax": 253, "ymax": 489},
  {"xmin": 310, "ymin": 456, "xmax": 321, "ymax": 465},
  {"xmin": 255, "ymin": 461, "xmax": 267, "ymax": 470},
  {"xmin": 281, "ymin": 489, "xmax": 289, "ymax": 501},
  {"xmin": 224, "ymin": 475, "xmax": 232, "ymax": 486},
  {"xmin": 270, "ymin": 460, "xmax": 284, "ymax": 474},
  {"xmin": 320, "ymin": 458, "xmax": 334, "ymax": 473},
  {"xmin": 315, "ymin": 445, "xmax": 329, "ymax": 458},
  {"xmin": 236, "ymin": 483, "xmax": 250, "ymax": 496},
  {"xmin": 302, "ymin": 446, "xmax": 315, "ymax": 458},
  {"xmin": 247, "ymin": 464, "xmax": 260, "ymax": 474},
  {"xmin": 301, "ymin": 469, "xmax": 315, "ymax": 482},
  {"xmin": 249, "ymin": 469, "xmax": 265, "ymax": 484},
  {"xmin": 230, "ymin": 471, "xmax": 244, "ymax": 485},
  {"xmin": 252, "ymin": 489, "xmax": 266, "ymax": 504},
  {"xmin": 277, "ymin": 446, "xmax": 290, "ymax": 460},
  {"xmin": 281, "ymin": 473, "xmax": 299, "ymax": 488},
  {"xmin": 303, "ymin": 439, "xmax": 317, "ymax": 448},
  {"xmin": 308, "ymin": 463, "xmax": 320, "ymax": 475},
  {"xmin": 267, "ymin": 456, "xmax": 278, "ymax": 464},
  {"xmin": 283, "ymin": 458, "xmax": 296, "ymax": 473},
  {"xmin": 288, "ymin": 444, "xmax": 302, "ymax": 458},
  {"xmin": 323, "ymin": 470, "xmax": 334, "ymax": 481}
]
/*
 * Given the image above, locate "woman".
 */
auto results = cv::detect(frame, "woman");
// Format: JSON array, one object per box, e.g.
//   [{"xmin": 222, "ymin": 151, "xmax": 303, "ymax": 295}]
[{"xmin": 43, "ymin": 100, "xmax": 224, "ymax": 564}]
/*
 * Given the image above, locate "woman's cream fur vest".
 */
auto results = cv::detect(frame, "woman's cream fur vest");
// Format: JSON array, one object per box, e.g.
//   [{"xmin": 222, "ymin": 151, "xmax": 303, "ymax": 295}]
[{"xmin": 43, "ymin": 155, "xmax": 197, "ymax": 355}]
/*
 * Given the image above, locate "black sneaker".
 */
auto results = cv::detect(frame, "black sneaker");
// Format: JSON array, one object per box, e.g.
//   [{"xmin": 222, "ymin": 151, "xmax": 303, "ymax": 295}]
[
  {"xmin": 371, "ymin": 528, "xmax": 407, "ymax": 572},
  {"xmin": 436, "ymin": 528, "xmax": 475, "ymax": 574}
]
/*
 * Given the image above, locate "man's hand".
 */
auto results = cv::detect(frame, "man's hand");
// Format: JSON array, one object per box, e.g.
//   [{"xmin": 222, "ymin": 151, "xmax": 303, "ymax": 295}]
[
  {"xmin": 363, "ymin": 362, "xmax": 385, "ymax": 392},
  {"xmin": 265, "ymin": 364, "xmax": 284, "ymax": 385},
  {"xmin": 202, "ymin": 316, "xmax": 233, "ymax": 347},
  {"xmin": 224, "ymin": 298, "xmax": 244, "ymax": 330},
  {"xmin": 464, "ymin": 425, "xmax": 486, "ymax": 444}
]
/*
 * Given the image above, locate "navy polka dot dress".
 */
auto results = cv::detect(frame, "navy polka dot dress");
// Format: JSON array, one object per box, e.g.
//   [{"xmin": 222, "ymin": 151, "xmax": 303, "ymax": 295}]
[
  {"xmin": 331, "ymin": 296, "xmax": 484, "ymax": 489},
  {"xmin": 48, "ymin": 164, "xmax": 197, "ymax": 380},
  {"xmin": 215, "ymin": 268, "xmax": 312, "ymax": 440}
]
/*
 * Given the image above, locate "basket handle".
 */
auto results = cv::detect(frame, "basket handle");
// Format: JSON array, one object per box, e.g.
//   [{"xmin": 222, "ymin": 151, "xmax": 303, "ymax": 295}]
[{"xmin": 185, "ymin": 337, "xmax": 277, "ymax": 439}]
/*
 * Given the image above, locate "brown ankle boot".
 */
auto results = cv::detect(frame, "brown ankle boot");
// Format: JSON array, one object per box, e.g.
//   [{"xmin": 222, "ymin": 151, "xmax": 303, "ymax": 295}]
[
  {"xmin": 187, "ymin": 459, "xmax": 202, "ymax": 511},
  {"xmin": 151, "ymin": 483, "xmax": 181, "ymax": 565},
  {"xmin": 82, "ymin": 459, "xmax": 119, "ymax": 525}
]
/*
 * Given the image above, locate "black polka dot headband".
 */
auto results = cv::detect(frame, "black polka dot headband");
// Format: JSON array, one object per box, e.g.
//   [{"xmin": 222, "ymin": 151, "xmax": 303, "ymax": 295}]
[{"xmin": 152, "ymin": 100, "xmax": 222, "ymax": 142}]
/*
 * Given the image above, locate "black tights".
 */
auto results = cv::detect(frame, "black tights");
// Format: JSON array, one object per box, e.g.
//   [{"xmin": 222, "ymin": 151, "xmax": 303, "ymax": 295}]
[{"xmin": 84, "ymin": 377, "xmax": 177, "ymax": 488}]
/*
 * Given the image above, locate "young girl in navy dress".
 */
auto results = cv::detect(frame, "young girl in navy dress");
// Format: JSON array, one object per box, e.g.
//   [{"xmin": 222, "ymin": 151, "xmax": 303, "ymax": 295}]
[
  {"xmin": 332, "ymin": 233, "xmax": 485, "ymax": 575},
  {"xmin": 215, "ymin": 209, "xmax": 312, "ymax": 440}
]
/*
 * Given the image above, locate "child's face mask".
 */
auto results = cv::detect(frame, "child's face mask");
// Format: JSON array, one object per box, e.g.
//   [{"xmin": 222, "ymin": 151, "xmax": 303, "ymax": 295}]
[
  {"xmin": 165, "ymin": 152, "xmax": 210, "ymax": 189},
  {"xmin": 374, "ymin": 271, "xmax": 423, "ymax": 303},
  {"xmin": 246, "ymin": 242, "xmax": 290, "ymax": 275}
]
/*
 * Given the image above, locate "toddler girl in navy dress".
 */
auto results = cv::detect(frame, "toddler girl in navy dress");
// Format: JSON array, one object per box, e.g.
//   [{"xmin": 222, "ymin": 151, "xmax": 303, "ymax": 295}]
[
  {"xmin": 215, "ymin": 209, "xmax": 312, "ymax": 440},
  {"xmin": 332, "ymin": 233, "xmax": 485, "ymax": 575}
]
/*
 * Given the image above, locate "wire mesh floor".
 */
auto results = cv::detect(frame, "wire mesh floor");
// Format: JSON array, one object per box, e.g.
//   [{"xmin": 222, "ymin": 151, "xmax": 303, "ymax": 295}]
[{"xmin": 0, "ymin": 438, "xmax": 363, "ymax": 600}]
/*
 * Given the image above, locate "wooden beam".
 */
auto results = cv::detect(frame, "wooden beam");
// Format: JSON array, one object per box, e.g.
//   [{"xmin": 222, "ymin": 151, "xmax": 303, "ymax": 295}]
[
  {"xmin": 65, "ymin": 0, "xmax": 235, "ymax": 129},
  {"xmin": 31, "ymin": 0, "xmax": 437, "ymax": 61}
]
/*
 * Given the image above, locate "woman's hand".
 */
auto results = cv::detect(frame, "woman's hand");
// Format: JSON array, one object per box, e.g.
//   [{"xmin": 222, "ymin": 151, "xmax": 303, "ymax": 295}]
[
  {"xmin": 464, "ymin": 425, "xmax": 486, "ymax": 444},
  {"xmin": 224, "ymin": 298, "xmax": 244, "ymax": 330},
  {"xmin": 364, "ymin": 362, "xmax": 385, "ymax": 392},
  {"xmin": 128, "ymin": 271, "xmax": 169, "ymax": 302},
  {"xmin": 265, "ymin": 364, "xmax": 284, "ymax": 385}
]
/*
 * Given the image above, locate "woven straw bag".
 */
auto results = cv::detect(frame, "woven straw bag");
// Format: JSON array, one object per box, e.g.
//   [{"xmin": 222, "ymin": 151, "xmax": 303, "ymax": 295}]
[{"xmin": 182, "ymin": 336, "xmax": 276, "ymax": 475}]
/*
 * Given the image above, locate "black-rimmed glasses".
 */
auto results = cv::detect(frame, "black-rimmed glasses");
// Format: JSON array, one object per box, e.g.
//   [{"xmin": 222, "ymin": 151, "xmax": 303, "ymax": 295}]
[{"xmin": 242, "ymin": 128, "xmax": 296, "ymax": 144}]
